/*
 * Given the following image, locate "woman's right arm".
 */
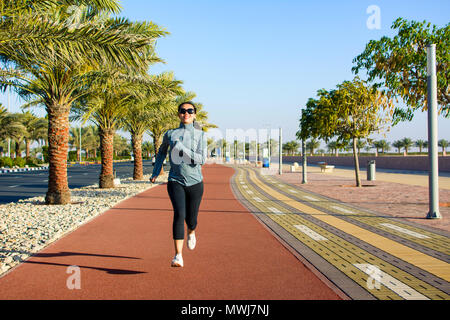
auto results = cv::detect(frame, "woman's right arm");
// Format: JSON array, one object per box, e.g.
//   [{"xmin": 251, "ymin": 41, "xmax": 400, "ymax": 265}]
[{"xmin": 150, "ymin": 131, "xmax": 170, "ymax": 181}]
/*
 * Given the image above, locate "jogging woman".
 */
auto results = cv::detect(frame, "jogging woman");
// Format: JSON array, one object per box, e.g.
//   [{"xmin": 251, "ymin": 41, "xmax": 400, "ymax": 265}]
[{"xmin": 150, "ymin": 101, "xmax": 207, "ymax": 267}]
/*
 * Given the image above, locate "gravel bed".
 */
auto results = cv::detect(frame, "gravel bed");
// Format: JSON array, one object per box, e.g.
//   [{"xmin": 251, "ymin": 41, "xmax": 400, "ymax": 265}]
[{"xmin": 0, "ymin": 173, "xmax": 168, "ymax": 276}]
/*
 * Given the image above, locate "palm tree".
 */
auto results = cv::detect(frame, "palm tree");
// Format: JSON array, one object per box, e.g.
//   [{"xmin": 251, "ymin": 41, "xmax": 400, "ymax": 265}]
[
  {"xmin": 69, "ymin": 126, "xmax": 94, "ymax": 161},
  {"xmin": 2, "ymin": 112, "xmax": 27, "ymax": 158},
  {"xmin": 113, "ymin": 134, "xmax": 129, "ymax": 157},
  {"xmin": 142, "ymin": 141, "xmax": 154, "ymax": 158},
  {"xmin": 356, "ymin": 139, "xmax": 366, "ymax": 154},
  {"xmin": 438, "ymin": 139, "xmax": 448, "ymax": 156},
  {"xmin": 306, "ymin": 139, "xmax": 320, "ymax": 155},
  {"xmin": 1, "ymin": 3, "xmax": 166, "ymax": 203},
  {"xmin": 392, "ymin": 140, "xmax": 404, "ymax": 154},
  {"xmin": 378, "ymin": 140, "xmax": 390, "ymax": 154},
  {"xmin": 122, "ymin": 72, "xmax": 183, "ymax": 180},
  {"xmin": 0, "ymin": 1, "xmax": 154, "ymax": 72},
  {"xmin": 415, "ymin": 139, "xmax": 426, "ymax": 154},
  {"xmin": 372, "ymin": 140, "xmax": 381, "ymax": 155},
  {"xmin": 283, "ymin": 141, "xmax": 297, "ymax": 155},
  {"xmin": 20, "ymin": 111, "xmax": 47, "ymax": 158},
  {"xmin": 327, "ymin": 141, "xmax": 338, "ymax": 156},
  {"xmin": 401, "ymin": 137, "xmax": 413, "ymax": 155}
]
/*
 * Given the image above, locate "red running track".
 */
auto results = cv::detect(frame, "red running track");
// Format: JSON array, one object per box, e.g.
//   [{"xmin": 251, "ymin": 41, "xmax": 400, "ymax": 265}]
[{"xmin": 0, "ymin": 164, "xmax": 341, "ymax": 300}]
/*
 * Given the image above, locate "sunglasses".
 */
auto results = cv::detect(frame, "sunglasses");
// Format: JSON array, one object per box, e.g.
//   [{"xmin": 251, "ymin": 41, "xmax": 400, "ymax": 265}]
[{"xmin": 179, "ymin": 108, "xmax": 195, "ymax": 115}]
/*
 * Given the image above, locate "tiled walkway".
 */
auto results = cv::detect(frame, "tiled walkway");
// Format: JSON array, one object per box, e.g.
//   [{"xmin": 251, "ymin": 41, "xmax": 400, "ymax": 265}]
[{"xmin": 231, "ymin": 165, "xmax": 450, "ymax": 300}]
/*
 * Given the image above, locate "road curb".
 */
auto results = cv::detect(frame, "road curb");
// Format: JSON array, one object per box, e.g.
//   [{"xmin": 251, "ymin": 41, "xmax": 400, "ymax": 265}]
[{"xmin": 0, "ymin": 166, "xmax": 49, "ymax": 174}]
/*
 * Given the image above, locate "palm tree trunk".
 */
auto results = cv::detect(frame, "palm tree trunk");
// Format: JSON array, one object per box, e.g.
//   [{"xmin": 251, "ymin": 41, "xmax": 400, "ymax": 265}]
[
  {"xmin": 131, "ymin": 132, "xmax": 144, "ymax": 180},
  {"xmin": 15, "ymin": 140, "xmax": 20, "ymax": 158},
  {"xmin": 352, "ymin": 137, "xmax": 361, "ymax": 187},
  {"xmin": 25, "ymin": 139, "xmax": 31, "ymax": 158},
  {"xmin": 45, "ymin": 105, "xmax": 71, "ymax": 204},
  {"xmin": 99, "ymin": 127, "xmax": 115, "ymax": 188}
]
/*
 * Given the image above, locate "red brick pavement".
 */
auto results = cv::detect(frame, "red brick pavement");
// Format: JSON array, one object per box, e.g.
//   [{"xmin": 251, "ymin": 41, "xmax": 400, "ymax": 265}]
[{"xmin": 276, "ymin": 171, "xmax": 450, "ymax": 233}]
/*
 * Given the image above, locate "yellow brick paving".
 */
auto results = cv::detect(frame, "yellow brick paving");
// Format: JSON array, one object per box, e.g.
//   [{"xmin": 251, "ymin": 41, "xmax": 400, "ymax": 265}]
[
  {"xmin": 258, "ymin": 169, "xmax": 450, "ymax": 256},
  {"xmin": 232, "ymin": 167, "xmax": 450, "ymax": 300},
  {"xmin": 246, "ymin": 168, "xmax": 450, "ymax": 281}
]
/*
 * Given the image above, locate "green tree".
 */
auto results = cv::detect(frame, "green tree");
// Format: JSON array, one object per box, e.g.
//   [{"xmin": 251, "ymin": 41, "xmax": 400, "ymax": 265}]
[
  {"xmin": 113, "ymin": 134, "xmax": 129, "ymax": 157},
  {"xmin": 142, "ymin": 141, "xmax": 154, "ymax": 158},
  {"xmin": 356, "ymin": 139, "xmax": 366, "ymax": 154},
  {"xmin": 401, "ymin": 137, "xmax": 414, "ymax": 154},
  {"xmin": 300, "ymin": 77, "xmax": 394, "ymax": 187},
  {"xmin": 326, "ymin": 141, "xmax": 338, "ymax": 156},
  {"xmin": 306, "ymin": 139, "xmax": 320, "ymax": 155},
  {"xmin": 415, "ymin": 139, "xmax": 426, "ymax": 154},
  {"xmin": 392, "ymin": 140, "xmax": 404, "ymax": 154},
  {"xmin": 378, "ymin": 140, "xmax": 390, "ymax": 153},
  {"xmin": 122, "ymin": 72, "xmax": 183, "ymax": 180},
  {"xmin": 1, "ymin": 2, "xmax": 165, "ymax": 203},
  {"xmin": 283, "ymin": 141, "xmax": 300, "ymax": 155},
  {"xmin": 438, "ymin": 139, "xmax": 448, "ymax": 156},
  {"xmin": 3, "ymin": 112, "xmax": 28, "ymax": 158},
  {"xmin": 352, "ymin": 17, "xmax": 450, "ymax": 123}
]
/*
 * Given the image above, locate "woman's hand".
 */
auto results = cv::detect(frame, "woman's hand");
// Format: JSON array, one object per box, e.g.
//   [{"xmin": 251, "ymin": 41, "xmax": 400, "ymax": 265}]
[{"xmin": 150, "ymin": 176, "xmax": 157, "ymax": 183}]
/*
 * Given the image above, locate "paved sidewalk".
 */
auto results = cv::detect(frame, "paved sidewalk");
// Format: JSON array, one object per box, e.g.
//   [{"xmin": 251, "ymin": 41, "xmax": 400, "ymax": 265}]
[
  {"xmin": 280, "ymin": 164, "xmax": 450, "ymax": 232},
  {"xmin": 0, "ymin": 164, "xmax": 340, "ymax": 300},
  {"xmin": 231, "ymin": 164, "xmax": 449, "ymax": 300}
]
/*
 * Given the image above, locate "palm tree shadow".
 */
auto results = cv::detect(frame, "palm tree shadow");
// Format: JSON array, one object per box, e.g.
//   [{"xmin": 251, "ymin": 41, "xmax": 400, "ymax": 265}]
[
  {"xmin": 32, "ymin": 251, "xmax": 141, "ymax": 260},
  {"xmin": 23, "ymin": 260, "xmax": 145, "ymax": 275}
]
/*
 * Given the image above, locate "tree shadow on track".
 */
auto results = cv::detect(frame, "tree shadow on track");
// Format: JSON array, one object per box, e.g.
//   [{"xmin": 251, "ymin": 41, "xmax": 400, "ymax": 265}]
[
  {"xmin": 32, "ymin": 251, "xmax": 141, "ymax": 260},
  {"xmin": 22, "ymin": 260, "xmax": 146, "ymax": 275}
]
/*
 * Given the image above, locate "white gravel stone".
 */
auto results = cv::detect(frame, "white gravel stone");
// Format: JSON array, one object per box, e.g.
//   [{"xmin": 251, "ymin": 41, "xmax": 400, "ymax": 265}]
[{"xmin": 0, "ymin": 173, "xmax": 167, "ymax": 277}]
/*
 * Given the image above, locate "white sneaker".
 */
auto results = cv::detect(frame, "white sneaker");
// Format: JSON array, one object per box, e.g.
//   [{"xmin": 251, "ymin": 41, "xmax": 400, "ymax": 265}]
[
  {"xmin": 187, "ymin": 233, "xmax": 196, "ymax": 250},
  {"xmin": 171, "ymin": 254, "xmax": 183, "ymax": 267}
]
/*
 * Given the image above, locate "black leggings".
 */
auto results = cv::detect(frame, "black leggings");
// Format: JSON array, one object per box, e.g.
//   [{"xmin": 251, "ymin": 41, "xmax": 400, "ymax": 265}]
[{"xmin": 167, "ymin": 181, "xmax": 204, "ymax": 240}]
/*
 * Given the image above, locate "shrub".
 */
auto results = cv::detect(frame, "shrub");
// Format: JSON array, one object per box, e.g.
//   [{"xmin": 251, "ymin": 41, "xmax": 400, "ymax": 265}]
[
  {"xmin": 25, "ymin": 157, "xmax": 40, "ymax": 167},
  {"xmin": 42, "ymin": 146, "xmax": 49, "ymax": 163},
  {"xmin": 0, "ymin": 157, "xmax": 13, "ymax": 168},
  {"xmin": 13, "ymin": 157, "xmax": 26, "ymax": 168},
  {"xmin": 68, "ymin": 151, "xmax": 78, "ymax": 162}
]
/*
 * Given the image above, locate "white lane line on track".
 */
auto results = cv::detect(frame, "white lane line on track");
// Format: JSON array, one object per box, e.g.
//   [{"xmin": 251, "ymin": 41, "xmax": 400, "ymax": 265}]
[
  {"xmin": 331, "ymin": 205, "xmax": 353, "ymax": 214},
  {"xmin": 379, "ymin": 223, "xmax": 430, "ymax": 239},
  {"xmin": 302, "ymin": 195, "xmax": 317, "ymax": 201},
  {"xmin": 294, "ymin": 225, "xmax": 328, "ymax": 241},
  {"xmin": 267, "ymin": 207, "xmax": 284, "ymax": 215},
  {"xmin": 353, "ymin": 264, "xmax": 429, "ymax": 300}
]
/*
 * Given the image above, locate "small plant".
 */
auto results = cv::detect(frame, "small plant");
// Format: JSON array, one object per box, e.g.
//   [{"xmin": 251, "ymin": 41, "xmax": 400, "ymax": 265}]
[
  {"xmin": 13, "ymin": 157, "xmax": 26, "ymax": 168},
  {"xmin": 0, "ymin": 157, "xmax": 13, "ymax": 168},
  {"xmin": 25, "ymin": 157, "xmax": 41, "ymax": 167}
]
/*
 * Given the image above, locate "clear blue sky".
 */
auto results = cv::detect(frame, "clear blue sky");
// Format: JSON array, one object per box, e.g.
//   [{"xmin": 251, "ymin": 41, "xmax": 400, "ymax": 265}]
[{"xmin": 1, "ymin": 0, "xmax": 449, "ymax": 148}]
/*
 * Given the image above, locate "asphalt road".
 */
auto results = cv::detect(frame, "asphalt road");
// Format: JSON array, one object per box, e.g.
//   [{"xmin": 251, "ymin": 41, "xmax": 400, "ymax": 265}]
[{"xmin": 0, "ymin": 160, "xmax": 170, "ymax": 204}]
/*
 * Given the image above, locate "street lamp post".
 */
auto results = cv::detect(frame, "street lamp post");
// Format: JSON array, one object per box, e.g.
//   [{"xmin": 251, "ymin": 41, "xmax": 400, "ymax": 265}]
[
  {"xmin": 301, "ymin": 110, "xmax": 307, "ymax": 184},
  {"xmin": 426, "ymin": 44, "xmax": 441, "ymax": 219},
  {"xmin": 279, "ymin": 127, "xmax": 282, "ymax": 175},
  {"xmin": 7, "ymin": 89, "xmax": 11, "ymax": 158},
  {"xmin": 302, "ymin": 138, "xmax": 307, "ymax": 184},
  {"xmin": 79, "ymin": 125, "xmax": 82, "ymax": 162}
]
